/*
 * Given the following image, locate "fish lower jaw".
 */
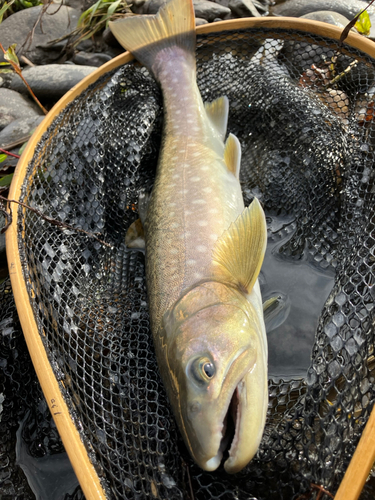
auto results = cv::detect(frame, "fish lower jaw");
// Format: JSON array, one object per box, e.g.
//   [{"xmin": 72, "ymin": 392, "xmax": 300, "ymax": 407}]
[{"xmin": 203, "ymin": 381, "xmax": 242, "ymax": 472}]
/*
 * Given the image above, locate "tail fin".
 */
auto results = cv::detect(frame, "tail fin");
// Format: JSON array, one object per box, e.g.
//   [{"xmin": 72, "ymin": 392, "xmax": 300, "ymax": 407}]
[{"xmin": 109, "ymin": 0, "xmax": 195, "ymax": 78}]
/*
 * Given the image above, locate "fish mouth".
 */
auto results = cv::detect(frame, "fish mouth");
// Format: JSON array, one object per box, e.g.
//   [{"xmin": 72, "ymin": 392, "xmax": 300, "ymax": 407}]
[{"xmin": 203, "ymin": 379, "xmax": 244, "ymax": 472}]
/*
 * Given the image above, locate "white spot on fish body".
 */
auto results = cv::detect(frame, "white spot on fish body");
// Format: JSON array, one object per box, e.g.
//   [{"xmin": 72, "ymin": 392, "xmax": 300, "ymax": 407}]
[
  {"xmin": 170, "ymin": 248, "xmax": 178, "ymax": 255},
  {"xmin": 197, "ymin": 245, "xmax": 207, "ymax": 253},
  {"xmin": 187, "ymin": 259, "xmax": 196, "ymax": 265},
  {"xmin": 193, "ymin": 272, "xmax": 202, "ymax": 280},
  {"xmin": 171, "ymin": 222, "xmax": 180, "ymax": 229},
  {"xmin": 191, "ymin": 176, "xmax": 200, "ymax": 182},
  {"xmin": 203, "ymin": 187, "xmax": 212, "ymax": 193},
  {"xmin": 198, "ymin": 220, "xmax": 208, "ymax": 227},
  {"xmin": 209, "ymin": 207, "xmax": 219, "ymax": 214},
  {"xmin": 192, "ymin": 199, "xmax": 206, "ymax": 205},
  {"xmin": 209, "ymin": 233, "xmax": 218, "ymax": 241}
]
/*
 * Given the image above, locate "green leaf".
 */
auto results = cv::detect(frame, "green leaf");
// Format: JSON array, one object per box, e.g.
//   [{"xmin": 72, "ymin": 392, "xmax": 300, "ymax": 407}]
[
  {"xmin": 0, "ymin": 68, "xmax": 14, "ymax": 74},
  {"xmin": 107, "ymin": 0, "xmax": 121, "ymax": 16},
  {"xmin": 0, "ymin": 173, "xmax": 13, "ymax": 186},
  {"xmin": 18, "ymin": 141, "xmax": 28, "ymax": 155},
  {"xmin": 0, "ymin": 62, "xmax": 12, "ymax": 65},
  {"xmin": 4, "ymin": 44, "xmax": 20, "ymax": 67},
  {"xmin": 0, "ymin": 2, "xmax": 9, "ymax": 24},
  {"xmin": 0, "ymin": 154, "xmax": 8, "ymax": 163},
  {"xmin": 355, "ymin": 10, "xmax": 372, "ymax": 35}
]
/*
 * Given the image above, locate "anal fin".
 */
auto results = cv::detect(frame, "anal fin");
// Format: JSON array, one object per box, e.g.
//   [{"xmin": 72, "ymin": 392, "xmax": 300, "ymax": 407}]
[{"xmin": 211, "ymin": 198, "xmax": 267, "ymax": 294}]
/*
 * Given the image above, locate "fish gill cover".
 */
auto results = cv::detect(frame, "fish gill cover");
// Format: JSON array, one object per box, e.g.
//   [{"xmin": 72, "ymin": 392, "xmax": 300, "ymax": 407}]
[{"xmin": 7, "ymin": 26, "xmax": 375, "ymax": 499}]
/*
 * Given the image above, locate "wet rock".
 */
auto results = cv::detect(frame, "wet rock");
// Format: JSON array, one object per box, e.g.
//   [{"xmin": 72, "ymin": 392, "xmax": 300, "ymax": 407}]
[
  {"xmin": 300, "ymin": 11, "xmax": 351, "ymax": 28},
  {"xmin": 196, "ymin": 17, "xmax": 209, "ymax": 25},
  {"xmin": 72, "ymin": 51, "xmax": 113, "ymax": 67},
  {"xmin": 0, "ymin": 116, "xmax": 44, "ymax": 149},
  {"xmin": 132, "ymin": 0, "xmax": 230, "ymax": 19},
  {"xmin": 228, "ymin": 0, "xmax": 261, "ymax": 18},
  {"xmin": 10, "ymin": 64, "xmax": 97, "ymax": 100},
  {"xmin": 0, "ymin": 89, "xmax": 42, "ymax": 131},
  {"xmin": 193, "ymin": 0, "xmax": 231, "ymax": 21},
  {"xmin": 131, "ymin": 0, "xmax": 165, "ymax": 14},
  {"xmin": 0, "ymin": 4, "xmax": 80, "ymax": 65}
]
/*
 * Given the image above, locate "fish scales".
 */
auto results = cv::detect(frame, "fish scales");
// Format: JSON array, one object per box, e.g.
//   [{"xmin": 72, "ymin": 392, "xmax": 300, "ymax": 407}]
[
  {"xmin": 146, "ymin": 56, "xmax": 244, "ymax": 331},
  {"xmin": 110, "ymin": 0, "xmax": 268, "ymax": 474}
]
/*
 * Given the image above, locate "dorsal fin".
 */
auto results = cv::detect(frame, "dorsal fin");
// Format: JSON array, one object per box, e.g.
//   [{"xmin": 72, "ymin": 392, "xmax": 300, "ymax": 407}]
[
  {"xmin": 211, "ymin": 198, "xmax": 267, "ymax": 294},
  {"xmin": 204, "ymin": 96, "xmax": 229, "ymax": 140},
  {"xmin": 224, "ymin": 133, "xmax": 241, "ymax": 179}
]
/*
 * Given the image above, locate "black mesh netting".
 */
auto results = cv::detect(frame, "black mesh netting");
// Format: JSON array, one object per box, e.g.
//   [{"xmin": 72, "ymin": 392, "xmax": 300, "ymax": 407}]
[
  {"xmin": 0, "ymin": 277, "xmax": 84, "ymax": 500},
  {"xmin": 12, "ymin": 28, "xmax": 375, "ymax": 499}
]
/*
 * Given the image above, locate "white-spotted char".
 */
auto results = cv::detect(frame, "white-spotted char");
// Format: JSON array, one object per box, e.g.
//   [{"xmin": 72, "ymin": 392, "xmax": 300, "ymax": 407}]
[{"xmin": 110, "ymin": 0, "xmax": 268, "ymax": 473}]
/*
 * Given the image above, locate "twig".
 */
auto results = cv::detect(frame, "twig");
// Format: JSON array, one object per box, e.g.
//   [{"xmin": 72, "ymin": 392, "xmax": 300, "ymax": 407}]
[
  {"xmin": 181, "ymin": 460, "xmax": 195, "ymax": 500},
  {"xmin": 20, "ymin": 55, "xmax": 36, "ymax": 67},
  {"xmin": 0, "ymin": 43, "xmax": 48, "ymax": 115},
  {"xmin": 0, "ymin": 195, "xmax": 112, "ymax": 248},
  {"xmin": 0, "ymin": 148, "xmax": 20, "ymax": 159},
  {"xmin": 1, "ymin": 135, "xmax": 32, "ymax": 152}
]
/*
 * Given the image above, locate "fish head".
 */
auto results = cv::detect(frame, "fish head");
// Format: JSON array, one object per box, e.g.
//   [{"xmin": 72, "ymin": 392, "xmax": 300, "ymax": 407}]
[{"xmin": 162, "ymin": 281, "xmax": 268, "ymax": 473}]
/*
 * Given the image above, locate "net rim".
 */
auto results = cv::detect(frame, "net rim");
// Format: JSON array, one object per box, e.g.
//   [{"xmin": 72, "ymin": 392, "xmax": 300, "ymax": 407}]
[{"xmin": 5, "ymin": 17, "xmax": 375, "ymax": 500}]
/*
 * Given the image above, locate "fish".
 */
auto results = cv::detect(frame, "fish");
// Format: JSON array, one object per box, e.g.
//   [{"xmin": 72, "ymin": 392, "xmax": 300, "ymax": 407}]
[{"xmin": 109, "ymin": 0, "xmax": 268, "ymax": 473}]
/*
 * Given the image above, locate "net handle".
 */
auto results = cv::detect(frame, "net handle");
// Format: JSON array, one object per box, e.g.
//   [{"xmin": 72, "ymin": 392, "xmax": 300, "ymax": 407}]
[{"xmin": 335, "ymin": 404, "xmax": 375, "ymax": 500}]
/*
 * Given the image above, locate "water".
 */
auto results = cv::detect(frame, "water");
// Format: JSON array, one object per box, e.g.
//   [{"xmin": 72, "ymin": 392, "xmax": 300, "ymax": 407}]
[{"xmin": 260, "ymin": 215, "xmax": 335, "ymax": 379}]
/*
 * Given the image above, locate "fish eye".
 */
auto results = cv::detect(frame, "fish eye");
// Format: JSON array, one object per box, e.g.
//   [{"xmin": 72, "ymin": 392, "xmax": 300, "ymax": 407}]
[
  {"xmin": 189, "ymin": 357, "xmax": 216, "ymax": 384},
  {"xmin": 202, "ymin": 361, "xmax": 215, "ymax": 378}
]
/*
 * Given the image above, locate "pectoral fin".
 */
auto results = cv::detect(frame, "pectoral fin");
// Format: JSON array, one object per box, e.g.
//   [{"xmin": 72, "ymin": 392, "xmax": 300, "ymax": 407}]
[
  {"xmin": 211, "ymin": 198, "xmax": 267, "ymax": 294},
  {"xmin": 125, "ymin": 218, "xmax": 145, "ymax": 249},
  {"xmin": 224, "ymin": 133, "xmax": 241, "ymax": 179},
  {"xmin": 204, "ymin": 96, "xmax": 229, "ymax": 140}
]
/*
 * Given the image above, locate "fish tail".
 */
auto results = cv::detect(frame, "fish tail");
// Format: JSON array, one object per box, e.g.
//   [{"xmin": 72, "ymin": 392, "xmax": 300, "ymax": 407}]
[{"xmin": 109, "ymin": 0, "xmax": 196, "ymax": 80}]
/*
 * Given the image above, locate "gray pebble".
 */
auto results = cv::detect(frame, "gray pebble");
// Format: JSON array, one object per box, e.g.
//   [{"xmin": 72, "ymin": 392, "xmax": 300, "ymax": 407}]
[
  {"xmin": 195, "ymin": 17, "xmax": 209, "ymax": 25},
  {"xmin": 0, "ymin": 88, "xmax": 42, "ymax": 131},
  {"xmin": 193, "ymin": 0, "xmax": 231, "ymax": 21},
  {"xmin": 0, "ymin": 116, "xmax": 44, "ymax": 149},
  {"xmin": 10, "ymin": 64, "xmax": 97, "ymax": 100}
]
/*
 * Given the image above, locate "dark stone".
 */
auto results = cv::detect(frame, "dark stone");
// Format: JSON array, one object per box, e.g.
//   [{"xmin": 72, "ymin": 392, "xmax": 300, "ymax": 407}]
[
  {"xmin": 0, "ymin": 116, "xmax": 44, "ymax": 149},
  {"xmin": 72, "ymin": 51, "xmax": 113, "ymax": 67},
  {"xmin": 102, "ymin": 27, "xmax": 122, "ymax": 49},
  {"xmin": 228, "ymin": 0, "xmax": 261, "ymax": 17},
  {"xmin": 0, "ymin": 72, "xmax": 14, "ymax": 89},
  {"xmin": 10, "ymin": 64, "xmax": 97, "ymax": 99},
  {"xmin": 0, "ymin": 4, "xmax": 81, "ymax": 65},
  {"xmin": 0, "ymin": 89, "xmax": 42, "ymax": 131}
]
